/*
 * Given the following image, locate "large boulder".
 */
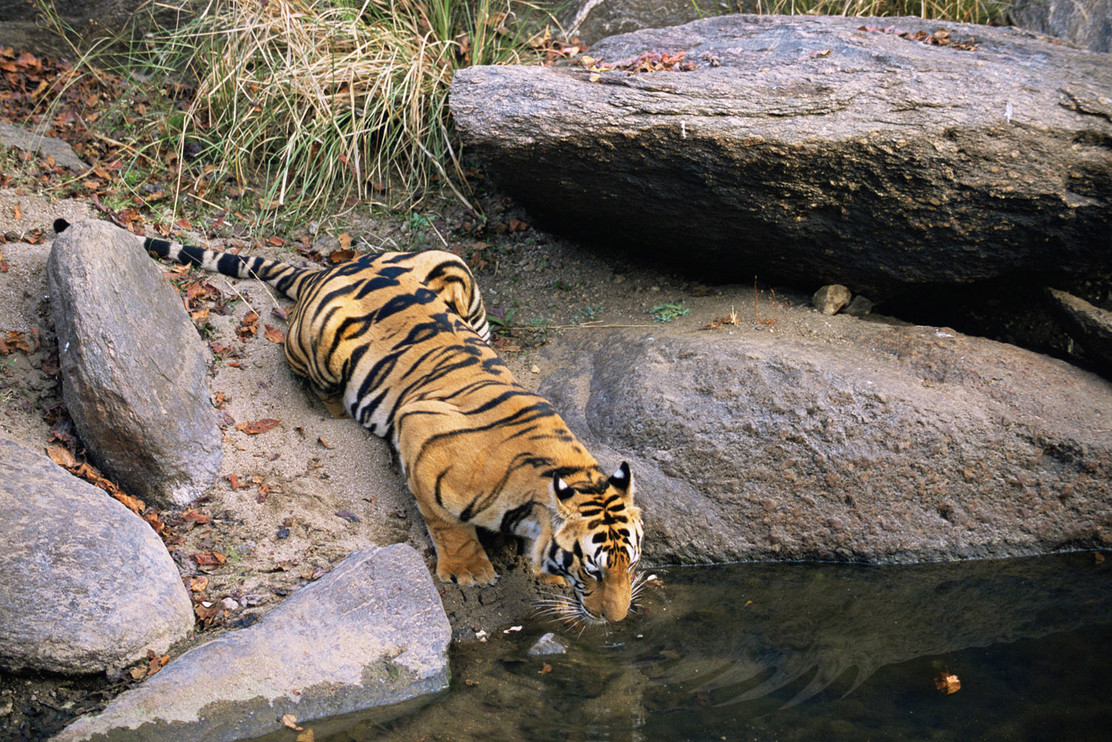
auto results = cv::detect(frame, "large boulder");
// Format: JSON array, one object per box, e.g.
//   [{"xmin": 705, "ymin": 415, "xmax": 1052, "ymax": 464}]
[
  {"xmin": 0, "ymin": 438, "xmax": 193, "ymax": 675},
  {"xmin": 47, "ymin": 220, "xmax": 222, "ymax": 508},
  {"xmin": 56, "ymin": 544, "xmax": 451, "ymax": 742},
  {"xmin": 560, "ymin": 0, "xmax": 746, "ymax": 44},
  {"xmin": 1008, "ymin": 0, "xmax": 1112, "ymax": 52},
  {"xmin": 537, "ymin": 316, "xmax": 1112, "ymax": 564},
  {"xmin": 450, "ymin": 15, "xmax": 1112, "ymax": 294}
]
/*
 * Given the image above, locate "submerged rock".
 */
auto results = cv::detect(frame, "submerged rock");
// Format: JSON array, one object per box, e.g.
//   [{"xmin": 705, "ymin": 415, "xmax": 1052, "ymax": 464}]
[
  {"xmin": 538, "ymin": 316, "xmax": 1112, "ymax": 564},
  {"xmin": 48, "ymin": 219, "xmax": 221, "ymax": 508},
  {"xmin": 527, "ymin": 632, "xmax": 569, "ymax": 656},
  {"xmin": 451, "ymin": 15, "xmax": 1112, "ymax": 293},
  {"xmin": 0, "ymin": 438, "xmax": 193, "ymax": 675},
  {"xmin": 55, "ymin": 544, "xmax": 451, "ymax": 742}
]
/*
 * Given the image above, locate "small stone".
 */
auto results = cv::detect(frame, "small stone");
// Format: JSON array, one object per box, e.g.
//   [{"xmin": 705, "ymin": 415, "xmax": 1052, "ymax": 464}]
[
  {"xmin": 812, "ymin": 284, "xmax": 852, "ymax": 315},
  {"xmin": 844, "ymin": 295, "xmax": 874, "ymax": 317},
  {"xmin": 527, "ymin": 632, "xmax": 568, "ymax": 656},
  {"xmin": 531, "ymin": 364, "xmax": 541, "ymax": 374}
]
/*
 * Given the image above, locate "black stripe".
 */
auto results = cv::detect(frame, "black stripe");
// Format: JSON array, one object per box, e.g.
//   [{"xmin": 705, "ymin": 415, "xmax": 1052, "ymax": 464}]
[
  {"xmin": 144, "ymin": 237, "xmax": 173, "ymax": 259},
  {"xmin": 499, "ymin": 502, "xmax": 535, "ymax": 534}
]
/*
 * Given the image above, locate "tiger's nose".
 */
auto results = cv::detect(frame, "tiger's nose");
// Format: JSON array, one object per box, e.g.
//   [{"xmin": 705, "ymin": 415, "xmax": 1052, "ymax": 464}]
[{"xmin": 602, "ymin": 598, "xmax": 628, "ymax": 622}]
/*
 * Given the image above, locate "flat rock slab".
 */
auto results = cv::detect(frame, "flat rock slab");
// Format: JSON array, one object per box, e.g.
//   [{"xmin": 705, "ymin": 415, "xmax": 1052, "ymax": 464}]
[
  {"xmin": 56, "ymin": 544, "xmax": 452, "ymax": 742},
  {"xmin": 451, "ymin": 15, "xmax": 1112, "ymax": 293},
  {"xmin": 0, "ymin": 120, "xmax": 89, "ymax": 171},
  {"xmin": 48, "ymin": 220, "xmax": 222, "ymax": 508},
  {"xmin": 0, "ymin": 438, "xmax": 193, "ymax": 675},
  {"xmin": 538, "ymin": 319, "xmax": 1112, "ymax": 563}
]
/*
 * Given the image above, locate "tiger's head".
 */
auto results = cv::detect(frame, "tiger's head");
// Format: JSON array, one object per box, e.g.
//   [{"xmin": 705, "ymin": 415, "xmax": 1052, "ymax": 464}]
[{"xmin": 542, "ymin": 462, "xmax": 643, "ymax": 623}]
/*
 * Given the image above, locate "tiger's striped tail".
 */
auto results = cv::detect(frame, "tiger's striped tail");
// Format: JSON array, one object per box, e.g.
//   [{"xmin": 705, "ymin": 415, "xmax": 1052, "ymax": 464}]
[{"xmin": 53, "ymin": 218, "xmax": 317, "ymax": 302}]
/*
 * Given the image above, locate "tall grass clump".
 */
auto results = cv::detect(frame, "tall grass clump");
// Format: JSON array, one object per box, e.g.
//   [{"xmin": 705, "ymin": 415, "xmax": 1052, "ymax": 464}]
[{"xmin": 140, "ymin": 0, "xmax": 544, "ymax": 218}]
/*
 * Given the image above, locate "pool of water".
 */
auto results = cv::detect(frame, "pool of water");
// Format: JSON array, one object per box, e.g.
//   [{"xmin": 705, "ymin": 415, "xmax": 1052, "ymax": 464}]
[{"xmin": 326, "ymin": 552, "xmax": 1112, "ymax": 741}]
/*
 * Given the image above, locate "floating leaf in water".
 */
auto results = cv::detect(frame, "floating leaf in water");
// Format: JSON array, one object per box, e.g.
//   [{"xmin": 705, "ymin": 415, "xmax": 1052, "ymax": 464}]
[{"xmin": 934, "ymin": 672, "xmax": 961, "ymax": 695}]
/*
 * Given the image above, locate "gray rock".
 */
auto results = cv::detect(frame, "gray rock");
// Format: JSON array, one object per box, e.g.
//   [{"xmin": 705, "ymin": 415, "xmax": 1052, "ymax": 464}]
[
  {"xmin": 0, "ymin": 438, "xmax": 193, "ymax": 675},
  {"xmin": 0, "ymin": 0, "xmax": 196, "ymax": 57},
  {"xmin": 47, "ymin": 220, "xmax": 221, "ymax": 508},
  {"xmin": 1008, "ymin": 0, "xmax": 1112, "ymax": 52},
  {"xmin": 562, "ymin": 0, "xmax": 748, "ymax": 44},
  {"xmin": 0, "ymin": 121, "xmax": 88, "ymax": 171},
  {"xmin": 538, "ymin": 321, "xmax": 1112, "ymax": 564},
  {"xmin": 811, "ymin": 284, "xmax": 852, "ymax": 316},
  {"xmin": 1048, "ymin": 287, "xmax": 1112, "ymax": 372},
  {"xmin": 527, "ymin": 632, "xmax": 568, "ymax": 656},
  {"xmin": 450, "ymin": 15, "xmax": 1112, "ymax": 294},
  {"xmin": 843, "ymin": 294, "xmax": 874, "ymax": 317},
  {"xmin": 55, "ymin": 544, "xmax": 451, "ymax": 742}
]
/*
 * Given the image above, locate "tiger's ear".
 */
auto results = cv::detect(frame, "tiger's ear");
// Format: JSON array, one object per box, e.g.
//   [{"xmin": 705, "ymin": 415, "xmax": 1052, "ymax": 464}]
[
  {"xmin": 553, "ymin": 475, "xmax": 576, "ymax": 502},
  {"xmin": 609, "ymin": 462, "xmax": 633, "ymax": 497}
]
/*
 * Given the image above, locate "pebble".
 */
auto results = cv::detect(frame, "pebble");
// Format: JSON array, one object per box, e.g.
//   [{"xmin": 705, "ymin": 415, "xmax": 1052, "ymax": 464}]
[{"xmin": 812, "ymin": 284, "xmax": 852, "ymax": 315}]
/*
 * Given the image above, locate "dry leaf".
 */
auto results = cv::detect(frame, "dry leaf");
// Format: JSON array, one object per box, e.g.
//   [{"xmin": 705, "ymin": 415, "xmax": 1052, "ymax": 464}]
[
  {"xmin": 45, "ymin": 444, "xmax": 77, "ymax": 468},
  {"xmin": 934, "ymin": 672, "xmax": 961, "ymax": 695},
  {"xmin": 183, "ymin": 509, "xmax": 211, "ymax": 525},
  {"xmin": 328, "ymin": 248, "xmax": 355, "ymax": 264},
  {"xmin": 263, "ymin": 324, "xmax": 284, "ymax": 344},
  {"xmin": 281, "ymin": 714, "xmax": 303, "ymax": 731},
  {"xmin": 194, "ymin": 551, "xmax": 227, "ymax": 566},
  {"xmin": 189, "ymin": 575, "xmax": 209, "ymax": 592},
  {"xmin": 236, "ymin": 418, "xmax": 280, "ymax": 435}
]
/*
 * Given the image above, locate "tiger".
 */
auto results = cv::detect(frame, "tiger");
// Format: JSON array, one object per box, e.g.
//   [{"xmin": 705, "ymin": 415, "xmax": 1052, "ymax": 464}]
[{"xmin": 53, "ymin": 218, "xmax": 644, "ymax": 623}]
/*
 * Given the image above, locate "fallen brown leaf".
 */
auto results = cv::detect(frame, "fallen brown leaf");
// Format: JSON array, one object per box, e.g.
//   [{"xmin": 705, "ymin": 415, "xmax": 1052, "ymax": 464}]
[
  {"xmin": 263, "ymin": 324, "xmax": 284, "ymax": 344},
  {"xmin": 935, "ymin": 672, "xmax": 961, "ymax": 695},
  {"xmin": 193, "ymin": 551, "xmax": 227, "ymax": 566},
  {"xmin": 45, "ymin": 444, "xmax": 77, "ymax": 468},
  {"xmin": 236, "ymin": 418, "xmax": 280, "ymax": 435}
]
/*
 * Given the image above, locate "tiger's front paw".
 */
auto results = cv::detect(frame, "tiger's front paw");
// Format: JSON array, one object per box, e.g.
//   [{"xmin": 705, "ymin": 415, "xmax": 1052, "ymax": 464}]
[
  {"xmin": 437, "ymin": 553, "xmax": 498, "ymax": 586},
  {"xmin": 536, "ymin": 570, "xmax": 568, "ymax": 587}
]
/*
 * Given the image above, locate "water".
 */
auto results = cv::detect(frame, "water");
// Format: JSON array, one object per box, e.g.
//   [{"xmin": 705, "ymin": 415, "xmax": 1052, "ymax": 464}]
[{"xmin": 324, "ymin": 553, "xmax": 1112, "ymax": 741}]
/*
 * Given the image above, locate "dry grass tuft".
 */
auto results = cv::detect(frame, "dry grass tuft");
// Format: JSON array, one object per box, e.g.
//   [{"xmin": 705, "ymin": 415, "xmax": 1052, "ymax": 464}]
[{"xmin": 143, "ymin": 0, "xmax": 545, "ymax": 218}]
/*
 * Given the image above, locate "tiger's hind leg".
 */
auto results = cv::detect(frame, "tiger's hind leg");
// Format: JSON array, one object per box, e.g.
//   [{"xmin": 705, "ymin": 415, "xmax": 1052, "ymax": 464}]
[
  {"xmin": 313, "ymin": 387, "xmax": 347, "ymax": 419},
  {"xmin": 418, "ymin": 505, "xmax": 498, "ymax": 586}
]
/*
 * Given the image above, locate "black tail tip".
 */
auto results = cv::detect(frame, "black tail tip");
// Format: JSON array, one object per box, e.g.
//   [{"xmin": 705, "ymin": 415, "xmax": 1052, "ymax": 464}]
[{"xmin": 53, "ymin": 218, "xmax": 70, "ymax": 234}]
